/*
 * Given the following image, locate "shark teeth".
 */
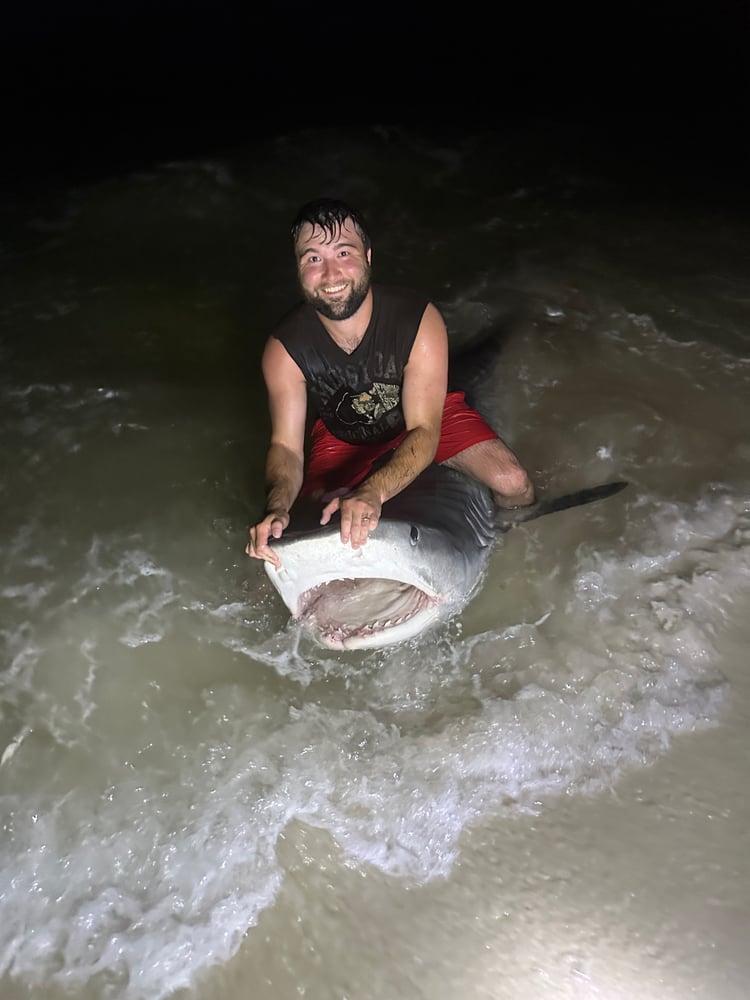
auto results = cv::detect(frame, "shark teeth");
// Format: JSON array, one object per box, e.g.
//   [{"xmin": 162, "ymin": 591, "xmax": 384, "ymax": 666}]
[{"xmin": 302, "ymin": 578, "xmax": 435, "ymax": 642}]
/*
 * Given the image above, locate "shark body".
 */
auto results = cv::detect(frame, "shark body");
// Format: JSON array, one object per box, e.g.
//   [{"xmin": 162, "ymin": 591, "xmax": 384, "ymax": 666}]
[{"xmin": 265, "ymin": 464, "xmax": 496, "ymax": 650}]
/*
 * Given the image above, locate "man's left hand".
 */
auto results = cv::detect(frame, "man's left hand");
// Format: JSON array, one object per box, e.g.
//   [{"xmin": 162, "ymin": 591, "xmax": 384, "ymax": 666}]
[{"xmin": 320, "ymin": 487, "xmax": 382, "ymax": 548}]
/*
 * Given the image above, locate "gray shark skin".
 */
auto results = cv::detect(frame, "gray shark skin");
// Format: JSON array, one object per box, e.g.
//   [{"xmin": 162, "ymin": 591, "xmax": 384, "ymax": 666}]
[{"xmin": 264, "ymin": 464, "xmax": 497, "ymax": 650}]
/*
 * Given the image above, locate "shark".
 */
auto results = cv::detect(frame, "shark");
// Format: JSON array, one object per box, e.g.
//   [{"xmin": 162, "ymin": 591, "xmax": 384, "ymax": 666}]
[{"xmin": 264, "ymin": 462, "xmax": 627, "ymax": 651}]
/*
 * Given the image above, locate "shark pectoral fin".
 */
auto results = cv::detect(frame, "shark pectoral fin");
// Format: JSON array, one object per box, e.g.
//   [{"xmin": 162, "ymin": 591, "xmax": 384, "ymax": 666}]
[{"xmin": 495, "ymin": 480, "xmax": 629, "ymax": 531}]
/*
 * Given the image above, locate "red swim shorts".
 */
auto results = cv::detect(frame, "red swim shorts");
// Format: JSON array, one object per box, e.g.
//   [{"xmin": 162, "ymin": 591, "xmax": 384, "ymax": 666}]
[{"xmin": 301, "ymin": 391, "xmax": 498, "ymax": 498}]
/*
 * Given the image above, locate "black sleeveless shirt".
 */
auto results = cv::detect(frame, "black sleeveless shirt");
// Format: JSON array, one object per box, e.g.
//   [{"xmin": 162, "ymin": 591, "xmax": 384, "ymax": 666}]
[{"xmin": 272, "ymin": 284, "xmax": 430, "ymax": 445}]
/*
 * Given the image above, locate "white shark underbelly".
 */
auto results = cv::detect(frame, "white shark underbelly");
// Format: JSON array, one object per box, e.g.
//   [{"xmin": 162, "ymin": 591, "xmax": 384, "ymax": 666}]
[{"xmin": 264, "ymin": 465, "xmax": 496, "ymax": 650}]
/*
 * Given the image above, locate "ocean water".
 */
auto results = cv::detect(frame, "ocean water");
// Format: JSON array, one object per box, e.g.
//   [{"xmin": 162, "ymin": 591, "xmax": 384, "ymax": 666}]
[{"xmin": 1, "ymin": 122, "xmax": 749, "ymax": 1000}]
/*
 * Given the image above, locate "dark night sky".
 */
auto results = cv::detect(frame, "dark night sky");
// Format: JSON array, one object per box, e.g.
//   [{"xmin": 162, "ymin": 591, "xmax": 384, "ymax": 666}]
[{"xmin": 1, "ymin": 1, "xmax": 749, "ymax": 192}]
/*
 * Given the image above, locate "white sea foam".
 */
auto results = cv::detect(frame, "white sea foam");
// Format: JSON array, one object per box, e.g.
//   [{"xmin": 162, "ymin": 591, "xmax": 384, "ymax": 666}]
[{"xmin": 2, "ymin": 445, "xmax": 745, "ymax": 999}]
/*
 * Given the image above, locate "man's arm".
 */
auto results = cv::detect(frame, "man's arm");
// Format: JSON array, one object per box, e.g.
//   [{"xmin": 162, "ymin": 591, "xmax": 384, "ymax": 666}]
[
  {"xmin": 321, "ymin": 302, "xmax": 448, "ymax": 548},
  {"xmin": 246, "ymin": 337, "xmax": 307, "ymax": 566}
]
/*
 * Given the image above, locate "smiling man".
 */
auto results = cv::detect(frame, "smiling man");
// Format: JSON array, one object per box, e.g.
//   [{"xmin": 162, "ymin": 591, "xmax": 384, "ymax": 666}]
[{"xmin": 246, "ymin": 198, "xmax": 535, "ymax": 566}]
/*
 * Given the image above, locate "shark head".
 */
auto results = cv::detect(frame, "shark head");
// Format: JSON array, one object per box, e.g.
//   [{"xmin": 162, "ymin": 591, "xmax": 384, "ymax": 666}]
[{"xmin": 264, "ymin": 466, "xmax": 497, "ymax": 650}]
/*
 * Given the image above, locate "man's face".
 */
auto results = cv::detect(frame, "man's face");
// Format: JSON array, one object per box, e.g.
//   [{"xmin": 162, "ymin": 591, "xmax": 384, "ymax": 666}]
[{"xmin": 294, "ymin": 218, "xmax": 372, "ymax": 321}]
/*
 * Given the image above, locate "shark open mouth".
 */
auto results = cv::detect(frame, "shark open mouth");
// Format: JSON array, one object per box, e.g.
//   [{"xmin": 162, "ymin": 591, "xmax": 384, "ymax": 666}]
[{"xmin": 298, "ymin": 576, "xmax": 440, "ymax": 649}]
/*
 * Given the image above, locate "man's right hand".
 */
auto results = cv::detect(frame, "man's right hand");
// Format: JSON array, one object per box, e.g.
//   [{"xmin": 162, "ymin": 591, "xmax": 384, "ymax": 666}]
[{"xmin": 246, "ymin": 511, "xmax": 290, "ymax": 567}]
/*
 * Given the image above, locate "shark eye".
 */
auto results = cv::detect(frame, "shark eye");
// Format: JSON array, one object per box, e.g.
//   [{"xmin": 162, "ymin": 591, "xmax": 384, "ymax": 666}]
[{"xmin": 409, "ymin": 525, "xmax": 419, "ymax": 546}]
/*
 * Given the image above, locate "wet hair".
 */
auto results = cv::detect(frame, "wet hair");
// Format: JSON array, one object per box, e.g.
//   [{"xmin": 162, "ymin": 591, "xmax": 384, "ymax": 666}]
[{"xmin": 290, "ymin": 198, "xmax": 371, "ymax": 254}]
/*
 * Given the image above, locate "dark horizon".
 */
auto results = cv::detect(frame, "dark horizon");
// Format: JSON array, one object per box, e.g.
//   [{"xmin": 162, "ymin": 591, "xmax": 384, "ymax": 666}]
[{"xmin": 2, "ymin": 1, "xmax": 749, "ymax": 199}]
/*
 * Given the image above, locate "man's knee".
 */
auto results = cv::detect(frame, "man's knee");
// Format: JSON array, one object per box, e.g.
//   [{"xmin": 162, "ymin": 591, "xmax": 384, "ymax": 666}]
[
  {"xmin": 495, "ymin": 467, "xmax": 535, "ymax": 507},
  {"xmin": 488, "ymin": 463, "xmax": 530, "ymax": 496},
  {"xmin": 442, "ymin": 441, "xmax": 535, "ymax": 505}
]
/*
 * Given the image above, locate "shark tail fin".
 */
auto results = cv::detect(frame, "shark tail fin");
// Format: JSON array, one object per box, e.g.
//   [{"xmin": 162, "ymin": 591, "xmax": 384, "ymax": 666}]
[{"xmin": 495, "ymin": 480, "xmax": 628, "ymax": 531}]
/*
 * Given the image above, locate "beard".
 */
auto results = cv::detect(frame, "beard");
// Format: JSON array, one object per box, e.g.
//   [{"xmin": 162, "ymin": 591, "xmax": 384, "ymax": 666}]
[{"xmin": 303, "ymin": 264, "xmax": 372, "ymax": 321}]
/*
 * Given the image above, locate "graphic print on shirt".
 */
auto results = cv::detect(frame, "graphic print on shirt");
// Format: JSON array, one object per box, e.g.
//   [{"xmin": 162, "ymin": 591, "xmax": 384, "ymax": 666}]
[{"xmin": 333, "ymin": 381, "xmax": 401, "ymax": 428}]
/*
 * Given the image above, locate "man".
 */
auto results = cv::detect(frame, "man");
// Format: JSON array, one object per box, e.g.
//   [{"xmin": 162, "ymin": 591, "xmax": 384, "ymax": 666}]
[{"xmin": 246, "ymin": 198, "xmax": 535, "ymax": 567}]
